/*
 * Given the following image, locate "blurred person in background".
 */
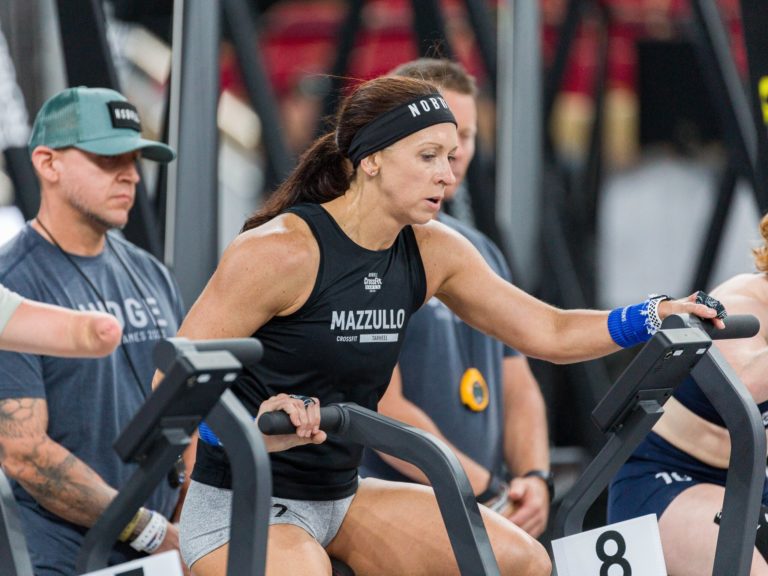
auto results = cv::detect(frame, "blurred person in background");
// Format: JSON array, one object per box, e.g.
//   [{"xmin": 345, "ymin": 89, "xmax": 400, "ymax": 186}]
[
  {"xmin": 0, "ymin": 86, "xmax": 185, "ymax": 575},
  {"xmin": 608, "ymin": 212, "xmax": 768, "ymax": 576}
]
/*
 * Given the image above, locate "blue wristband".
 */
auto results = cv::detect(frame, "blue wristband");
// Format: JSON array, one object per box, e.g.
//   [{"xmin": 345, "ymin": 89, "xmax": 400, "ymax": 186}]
[
  {"xmin": 198, "ymin": 421, "xmax": 223, "ymax": 447},
  {"xmin": 607, "ymin": 300, "xmax": 653, "ymax": 348},
  {"xmin": 199, "ymin": 415, "xmax": 265, "ymax": 446}
]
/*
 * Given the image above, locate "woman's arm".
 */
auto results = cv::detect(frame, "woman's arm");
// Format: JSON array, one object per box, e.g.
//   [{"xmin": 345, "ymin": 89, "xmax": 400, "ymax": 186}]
[
  {"xmin": 177, "ymin": 217, "xmax": 319, "ymax": 343},
  {"xmin": 155, "ymin": 216, "xmax": 326, "ymax": 510},
  {"xmin": 416, "ymin": 221, "xmax": 721, "ymax": 364},
  {"xmin": 152, "ymin": 215, "xmax": 319, "ymax": 390}
]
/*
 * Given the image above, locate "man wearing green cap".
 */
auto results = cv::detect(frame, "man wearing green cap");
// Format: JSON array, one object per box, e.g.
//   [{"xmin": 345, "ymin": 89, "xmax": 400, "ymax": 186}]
[{"xmin": 0, "ymin": 86, "xmax": 185, "ymax": 574}]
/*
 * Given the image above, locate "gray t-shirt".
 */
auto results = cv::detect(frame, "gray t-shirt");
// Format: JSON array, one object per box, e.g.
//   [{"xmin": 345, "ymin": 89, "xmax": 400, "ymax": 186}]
[
  {"xmin": 0, "ymin": 283, "xmax": 22, "ymax": 335},
  {"xmin": 0, "ymin": 225, "xmax": 184, "ymax": 575},
  {"xmin": 361, "ymin": 213, "xmax": 517, "ymax": 481}
]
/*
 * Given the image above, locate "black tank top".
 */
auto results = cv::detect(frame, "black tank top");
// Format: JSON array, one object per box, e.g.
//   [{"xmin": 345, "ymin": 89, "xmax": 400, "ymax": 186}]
[{"xmin": 192, "ymin": 203, "xmax": 427, "ymax": 499}]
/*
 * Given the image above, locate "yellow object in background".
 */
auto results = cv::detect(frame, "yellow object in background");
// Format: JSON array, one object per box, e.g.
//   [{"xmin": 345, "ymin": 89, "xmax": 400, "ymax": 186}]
[
  {"xmin": 760, "ymin": 76, "xmax": 768, "ymax": 125},
  {"xmin": 460, "ymin": 367, "xmax": 489, "ymax": 412}
]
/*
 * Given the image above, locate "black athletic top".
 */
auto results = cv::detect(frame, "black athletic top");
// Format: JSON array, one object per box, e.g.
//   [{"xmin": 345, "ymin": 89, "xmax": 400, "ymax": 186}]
[{"xmin": 192, "ymin": 202, "xmax": 427, "ymax": 500}]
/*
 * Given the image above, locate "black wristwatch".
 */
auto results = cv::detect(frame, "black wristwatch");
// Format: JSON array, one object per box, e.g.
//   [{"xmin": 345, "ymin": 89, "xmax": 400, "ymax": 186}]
[
  {"xmin": 522, "ymin": 469, "xmax": 555, "ymax": 502},
  {"xmin": 476, "ymin": 475, "xmax": 507, "ymax": 504}
]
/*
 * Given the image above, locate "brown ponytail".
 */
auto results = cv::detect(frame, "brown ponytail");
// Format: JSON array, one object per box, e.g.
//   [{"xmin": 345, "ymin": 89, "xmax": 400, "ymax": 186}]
[
  {"xmin": 242, "ymin": 133, "xmax": 350, "ymax": 231},
  {"xmin": 241, "ymin": 76, "xmax": 440, "ymax": 232}
]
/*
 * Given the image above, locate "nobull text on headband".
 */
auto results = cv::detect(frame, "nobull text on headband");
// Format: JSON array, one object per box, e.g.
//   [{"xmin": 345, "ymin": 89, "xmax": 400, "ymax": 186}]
[{"xmin": 346, "ymin": 94, "xmax": 457, "ymax": 167}]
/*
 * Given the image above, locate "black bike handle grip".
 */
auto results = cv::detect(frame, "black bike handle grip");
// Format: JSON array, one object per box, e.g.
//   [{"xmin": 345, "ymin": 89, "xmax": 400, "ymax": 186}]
[
  {"xmin": 662, "ymin": 314, "xmax": 759, "ymax": 340},
  {"xmin": 706, "ymin": 314, "xmax": 759, "ymax": 340},
  {"xmin": 258, "ymin": 405, "xmax": 344, "ymax": 435}
]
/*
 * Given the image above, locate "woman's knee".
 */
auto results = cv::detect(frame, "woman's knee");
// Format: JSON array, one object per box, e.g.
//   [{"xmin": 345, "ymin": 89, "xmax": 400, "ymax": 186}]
[
  {"xmin": 525, "ymin": 540, "xmax": 552, "ymax": 576},
  {"xmin": 495, "ymin": 532, "xmax": 551, "ymax": 576},
  {"xmin": 267, "ymin": 524, "xmax": 333, "ymax": 576},
  {"xmin": 484, "ymin": 508, "xmax": 551, "ymax": 576}
]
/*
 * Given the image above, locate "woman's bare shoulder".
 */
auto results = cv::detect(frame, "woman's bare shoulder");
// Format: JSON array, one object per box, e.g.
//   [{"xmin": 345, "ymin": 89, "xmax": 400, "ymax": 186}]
[
  {"xmin": 227, "ymin": 213, "xmax": 318, "ymax": 273},
  {"xmin": 208, "ymin": 213, "xmax": 320, "ymax": 316},
  {"xmin": 712, "ymin": 273, "xmax": 767, "ymax": 300},
  {"xmin": 711, "ymin": 273, "xmax": 768, "ymax": 319}
]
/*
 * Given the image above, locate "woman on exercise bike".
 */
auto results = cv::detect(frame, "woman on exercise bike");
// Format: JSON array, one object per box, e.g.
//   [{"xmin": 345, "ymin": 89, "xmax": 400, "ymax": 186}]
[
  {"xmin": 609, "ymin": 213, "xmax": 768, "ymax": 576},
  {"xmin": 171, "ymin": 75, "xmax": 723, "ymax": 576}
]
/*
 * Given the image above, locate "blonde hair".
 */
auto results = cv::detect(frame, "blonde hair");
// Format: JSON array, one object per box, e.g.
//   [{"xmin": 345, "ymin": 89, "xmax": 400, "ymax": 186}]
[
  {"xmin": 389, "ymin": 58, "xmax": 478, "ymax": 97},
  {"xmin": 753, "ymin": 212, "xmax": 768, "ymax": 272}
]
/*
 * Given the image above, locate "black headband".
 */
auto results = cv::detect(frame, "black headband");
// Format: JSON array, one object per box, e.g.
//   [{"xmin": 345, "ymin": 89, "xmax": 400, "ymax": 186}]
[{"xmin": 346, "ymin": 94, "xmax": 457, "ymax": 167}]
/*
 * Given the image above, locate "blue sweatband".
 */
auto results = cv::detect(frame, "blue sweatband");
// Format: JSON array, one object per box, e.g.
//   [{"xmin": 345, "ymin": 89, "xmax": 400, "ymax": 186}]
[
  {"xmin": 607, "ymin": 301, "xmax": 653, "ymax": 348},
  {"xmin": 199, "ymin": 415, "xmax": 264, "ymax": 447},
  {"xmin": 198, "ymin": 421, "xmax": 222, "ymax": 447}
]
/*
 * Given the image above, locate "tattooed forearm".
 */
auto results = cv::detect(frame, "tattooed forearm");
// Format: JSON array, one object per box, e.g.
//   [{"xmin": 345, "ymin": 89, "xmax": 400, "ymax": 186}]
[
  {"xmin": 0, "ymin": 397, "xmax": 117, "ymax": 527},
  {"xmin": 16, "ymin": 442, "xmax": 116, "ymax": 526},
  {"xmin": 0, "ymin": 399, "xmax": 40, "ymax": 439}
]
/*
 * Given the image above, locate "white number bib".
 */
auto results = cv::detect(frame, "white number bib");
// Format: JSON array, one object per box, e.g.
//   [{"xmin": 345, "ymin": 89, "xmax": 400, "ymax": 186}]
[
  {"xmin": 552, "ymin": 514, "xmax": 667, "ymax": 575},
  {"xmin": 80, "ymin": 550, "xmax": 184, "ymax": 576}
]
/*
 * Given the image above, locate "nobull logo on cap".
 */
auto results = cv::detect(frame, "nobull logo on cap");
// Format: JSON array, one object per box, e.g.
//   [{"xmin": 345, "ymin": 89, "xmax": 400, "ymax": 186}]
[
  {"xmin": 407, "ymin": 96, "xmax": 449, "ymax": 118},
  {"xmin": 107, "ymin": 101, "xmax": 142, "ymax": 132}
]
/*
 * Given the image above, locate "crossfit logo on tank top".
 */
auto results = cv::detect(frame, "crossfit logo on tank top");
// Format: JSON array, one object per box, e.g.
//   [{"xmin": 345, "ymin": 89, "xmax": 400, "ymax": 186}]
[
  {"xmin": 762, "ymin": 410, "xmax": 768, "ymax": 427},
  {"xmin": 363, "ymin": 272, "xmax": 382, "ymax": 293},
  {"xmin": 330, "ymin": 308, "xmax": 405, "ymax": 343}
]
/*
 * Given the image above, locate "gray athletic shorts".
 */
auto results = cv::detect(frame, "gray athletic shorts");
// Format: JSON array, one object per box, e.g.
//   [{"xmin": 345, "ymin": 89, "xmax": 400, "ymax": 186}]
[{"xmin": 179, "ymin": 480, "xmax": 355, "ymax": 568}]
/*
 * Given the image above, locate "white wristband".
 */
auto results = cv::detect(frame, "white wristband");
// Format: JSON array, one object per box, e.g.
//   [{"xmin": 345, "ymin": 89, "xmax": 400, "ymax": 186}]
[
  {"xmin": 486, "ymin": 491, "xmax": 510, "ymax": 514},
  {"xmin": 646, "ymin": 294, "xmax": 671, "ymax": 334},
  {"xmin": 129, "ymin": 510, "xmax": 167, "ymax": 554}
]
